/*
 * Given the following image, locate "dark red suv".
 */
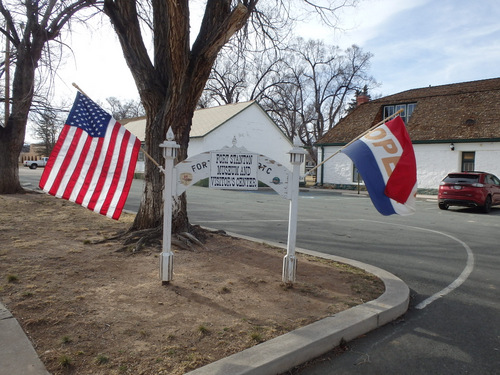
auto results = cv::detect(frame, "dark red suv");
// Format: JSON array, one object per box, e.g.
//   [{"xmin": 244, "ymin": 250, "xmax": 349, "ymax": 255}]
[{"xmin": 438, "ymin": 172, "xmax": 500, "ymax": 213}]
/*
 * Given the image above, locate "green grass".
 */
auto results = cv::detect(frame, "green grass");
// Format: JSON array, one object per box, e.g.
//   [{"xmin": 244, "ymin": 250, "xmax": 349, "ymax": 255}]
[
  {"xmin": 95, "ymin": 354, "xmax": 109, "ymax": 365},
  {"xmin": 61, "ymin": 336, "xmax": 72, "ymax": 344},
  {"xmin": 198, "ymin": 325, "xmax": 210, "ymax": 335},
  {"xmin": 58, "ymin": 354, "xmax": 72, "ymax": 368}
]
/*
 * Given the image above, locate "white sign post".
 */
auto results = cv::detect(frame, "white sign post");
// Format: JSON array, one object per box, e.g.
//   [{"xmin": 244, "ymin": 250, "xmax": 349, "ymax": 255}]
[
  {"xmin": 159, "ymin": 136, "xmax": 306, "ymax": 284},
  {"xmin": 282, "ymin": 142, "xmax": 307, "ymax": 284},
  {"xmin": 159, "ymin": 128, "xmax": 179, "ymax": 284}
]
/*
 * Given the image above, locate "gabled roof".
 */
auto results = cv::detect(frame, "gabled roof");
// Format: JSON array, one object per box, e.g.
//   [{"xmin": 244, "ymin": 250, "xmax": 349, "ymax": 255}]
[
  {"xmin": 121, "ymin": 116, "xmax": 146, "ymax": 141},
  {"xmin": 317, "ymin": 77, "xmax": 500, "ymax": 145},
  {"xmin": 122, "ymin": 101, "xmax": 256, "ymax": 141},
  {"xmin": 190, "ymin": 101, "xmax": 255, "ymax": 137}
]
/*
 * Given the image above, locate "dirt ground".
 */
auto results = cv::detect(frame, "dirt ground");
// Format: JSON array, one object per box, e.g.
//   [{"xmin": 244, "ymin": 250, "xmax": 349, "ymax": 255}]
[{"xmin": 0, "ymin": 192, "xmax": 384, "ymax": 375}]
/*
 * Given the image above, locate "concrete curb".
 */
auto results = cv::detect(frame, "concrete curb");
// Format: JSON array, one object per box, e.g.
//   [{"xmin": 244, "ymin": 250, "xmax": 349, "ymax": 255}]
[
  {"xmin": 186, "ymin": 232, "xmax": 410, "ymax": 375},
  {"xmin": 0, "ymin": 230, "xmax": 409, "ymax": 375},
  {"xmin": 0, "ymin": 302, "xmax": 50, "ymax": 375}
]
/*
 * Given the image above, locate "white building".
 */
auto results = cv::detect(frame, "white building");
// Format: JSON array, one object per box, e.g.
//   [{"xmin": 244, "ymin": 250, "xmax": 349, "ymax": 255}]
[
  {"xmin": 123, "ymin": 101, "xmax": 297, "ymax": 174},
  {"xmin": 316, "ymin": 78, "xmax": 500, "ymax": 193}
]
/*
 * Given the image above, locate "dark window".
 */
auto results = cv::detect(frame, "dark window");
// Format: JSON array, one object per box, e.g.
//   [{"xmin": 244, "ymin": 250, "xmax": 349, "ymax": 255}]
[
  {"xmin": 138, "ymin": 150, "xmax": 145, "ymax": 162},
  {"xmin": 461, "ymin": 152, "xmax": 475, "ymax": 171},
  {"xmin": 383, "ymin": 103, "xmax": 416, "ymax": 124},
  {"xmin": 491, "ymin": 175, "xmax": 500, "ymax": 185},
  {"xmin": 407, "ymin": 103, "xmax": 416, "ymax": 118},
  {"xmin": 353, "ymin": 165, "xmax": 363, "ymax": 183},
  {"xmin": 443, "ymin": 174, "xmax": 479, "ymax": 184},
  {"xmin": 383, "ymin": 105, "xmax": 395, "ymax": 118}
]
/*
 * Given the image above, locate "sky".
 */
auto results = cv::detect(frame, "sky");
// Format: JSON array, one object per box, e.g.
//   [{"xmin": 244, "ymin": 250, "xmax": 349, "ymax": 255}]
[
  {"xmin": 38, "ymin": 0, "xmax": 500, "ymax": 137},
  {"xmin": 298, "ymin": 0, "xmax": 500, "ymax": 96}
]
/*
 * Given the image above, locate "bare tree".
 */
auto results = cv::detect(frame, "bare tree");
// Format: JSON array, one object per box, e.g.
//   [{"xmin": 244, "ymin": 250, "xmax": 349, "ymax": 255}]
[
  {"xmin": 104, "ymin": 96, "xmax": 145, "ymax": 120},
  {"xmin": 261, "ymin": 39, "xmax": 376, "ymax": 163},
  {"xmin": 202, "ymin": 43, "xmax": 286, "ymax": 106},
  {"xmin": 102, "ymin": 0, "xmax": 358, "ymax": 237},
  {"xmin": 202, "ymin": 36, "xmax": 375, "ymax": 165},
  {"xmin": 0, "ymin": 0, "xmax": 100, "ymax": 194},
  {"xmin": 30, "ymin": 109, "xmax": 63, "ymax": 156},
  {"xmin": 202, "ymin": 51, "xmax": 248, "ymax": 106}
]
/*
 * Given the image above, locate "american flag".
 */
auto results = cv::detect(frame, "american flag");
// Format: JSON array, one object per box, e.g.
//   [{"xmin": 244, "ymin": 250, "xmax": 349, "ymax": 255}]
[{"xmin": 39, "ymin": 92, "xmax": 141, "ymax": 220}]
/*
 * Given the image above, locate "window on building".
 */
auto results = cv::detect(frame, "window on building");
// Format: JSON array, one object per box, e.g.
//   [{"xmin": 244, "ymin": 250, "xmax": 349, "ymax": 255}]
[
  {"xmin": 138, "ymin": 149, "xmax": 145, "ymax": 162},
  {"xmin": 461, "ymin": 152, "xmax": 475, "ymax": 171},
  {"xmin": 353, "ymin": 165, "xmax": 363, "ymax": 183},
  {"xmin": 383, "ymin": 103, "xmax": 416, "ymax": 124}
]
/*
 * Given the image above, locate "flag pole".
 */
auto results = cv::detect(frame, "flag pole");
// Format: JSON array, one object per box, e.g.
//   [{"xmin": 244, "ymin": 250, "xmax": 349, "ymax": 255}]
[
  {"xmin": 72, "ymin": 82, "xmax": 89, "ymax": 97},
  {"xmin": 304, "ymin": 109, "xmax": 404, "ymax": 178},
  {"xmin": 71, "ymin": 83, "xmax": 163, "ymax": 171}
]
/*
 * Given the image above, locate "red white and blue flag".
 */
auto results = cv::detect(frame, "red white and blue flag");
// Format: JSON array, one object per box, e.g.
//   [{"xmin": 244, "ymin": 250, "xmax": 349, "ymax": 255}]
[
  {"xmin": 342, "ymin": 116, "xmax": 417, "ymax": 216},
  {"xmin": 39, "ymin": 92, "xmax": 141, "ymax": 220}
]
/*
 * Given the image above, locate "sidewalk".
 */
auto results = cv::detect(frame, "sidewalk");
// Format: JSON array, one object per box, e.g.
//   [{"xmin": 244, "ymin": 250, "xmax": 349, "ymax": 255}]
[
  {"xmin": 0, "ymin": 237, "xmax": 410, "ymax": 375},
  {"xmin": 303, "ymin": 186, "xmax": 438, "ymax": 201},
  {"xmin": 0, "ymin": 302, "xmax": 49, "ymax": 375}
]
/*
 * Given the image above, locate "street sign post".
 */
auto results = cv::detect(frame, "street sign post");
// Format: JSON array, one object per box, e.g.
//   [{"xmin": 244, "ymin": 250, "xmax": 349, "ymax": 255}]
[{"xmin": 160, "ymin": 134, "xmax": 306, "ymax": 284}]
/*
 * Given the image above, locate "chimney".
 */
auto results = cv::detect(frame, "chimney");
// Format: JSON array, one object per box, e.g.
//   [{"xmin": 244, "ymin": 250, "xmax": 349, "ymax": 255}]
[{"xmin": 356, "ymin": 94, "xmax": 370, "ymax": 106}]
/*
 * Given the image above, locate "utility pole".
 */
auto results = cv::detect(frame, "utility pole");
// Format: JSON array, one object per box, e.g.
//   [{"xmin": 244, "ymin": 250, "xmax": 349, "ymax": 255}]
[{"xmin": 4, "ymin": 22, "xmax": 10, "ymax": 126}]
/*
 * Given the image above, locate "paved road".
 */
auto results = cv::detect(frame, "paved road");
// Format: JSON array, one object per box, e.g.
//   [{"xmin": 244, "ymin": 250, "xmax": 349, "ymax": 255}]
[
  {"xmin": 185, "ymin": 187, "xmax": 500, "ymax": 374},
  {"xmin": 19, "ymin": 169, "xmax": 500, "ymax": 374}
]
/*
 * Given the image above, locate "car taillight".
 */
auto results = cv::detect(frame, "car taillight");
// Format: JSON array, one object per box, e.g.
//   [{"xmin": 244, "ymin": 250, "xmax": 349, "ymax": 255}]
[{"xmin": 471, "ymin": 183, "xmax": 484, "ymax": 187}]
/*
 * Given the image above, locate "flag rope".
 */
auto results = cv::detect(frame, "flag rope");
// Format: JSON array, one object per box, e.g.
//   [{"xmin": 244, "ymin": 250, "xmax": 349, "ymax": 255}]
[
  {"xmin": 71, "ymin": 83, "xmax": 163, "ymax": 172},
  {"xmin": 304, "ymin": 108, "xmax": 404, "ymax": 178}
]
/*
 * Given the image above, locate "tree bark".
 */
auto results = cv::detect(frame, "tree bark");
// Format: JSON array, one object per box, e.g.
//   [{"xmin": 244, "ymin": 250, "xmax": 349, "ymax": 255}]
[
  {"xmin": 0, "ymin": 0, "xmax": 100, "ymax": 194},
  {"xmin": 0, "ymin": 125, "xmax": 24, "ymax": 193},
  {"xmin": 0, "ymin": 37, "xmax": 43, "ymax": 193},
  {"xmin": 104, "ymin": 0, "xmax": 253, "ymax": 233}
]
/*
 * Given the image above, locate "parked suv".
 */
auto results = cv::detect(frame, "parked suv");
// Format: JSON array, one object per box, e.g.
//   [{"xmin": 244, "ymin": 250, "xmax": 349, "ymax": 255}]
[{"xmin": 438, "ymin": 172, "xmax": 500, "ymax": 213}]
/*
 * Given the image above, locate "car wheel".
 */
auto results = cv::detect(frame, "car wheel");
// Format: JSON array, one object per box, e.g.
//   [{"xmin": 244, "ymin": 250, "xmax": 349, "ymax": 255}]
[
  {"xmin": 482, "ymin": 195, "xmax": 492, "ymax": 213},
  {"xmin": 29, "ymin": 164, "xmax": 37, "ymax": 169},
  {"xmin": 438, "ymin": 202, "xmax": 449, "ymax": 210}
]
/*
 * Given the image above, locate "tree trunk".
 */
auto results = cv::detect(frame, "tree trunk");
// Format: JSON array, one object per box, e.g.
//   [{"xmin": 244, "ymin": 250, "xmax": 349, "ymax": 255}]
[
  {"xmin": 104, "ymin": 0, "xmax": 252, "ymax": 234},
  {"xmin": 0, "ymin": 122, "xmax": 24, "ymax": 193},
  {"xmin": 130, "ymin": 96, "xmax": 193, "ymax": 233},
  {"xmin": 0, "ymin": 41, "xmax": 42, "ymax": 194}
]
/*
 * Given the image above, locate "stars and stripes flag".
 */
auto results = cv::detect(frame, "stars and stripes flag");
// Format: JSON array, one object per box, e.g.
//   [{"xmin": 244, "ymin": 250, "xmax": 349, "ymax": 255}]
[
  {"xmin": 39, "ymin": 92, "xmax": 141, "ymax": 220},
  {"xmin": 342, "ymin": 116, "xmax": 417, "ymax": 216}
]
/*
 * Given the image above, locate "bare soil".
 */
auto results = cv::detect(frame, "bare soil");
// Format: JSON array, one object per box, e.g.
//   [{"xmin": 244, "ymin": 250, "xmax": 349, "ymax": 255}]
[{"xmin": 0, "ymin": 192, "xmax": 384, "ymax": 375}]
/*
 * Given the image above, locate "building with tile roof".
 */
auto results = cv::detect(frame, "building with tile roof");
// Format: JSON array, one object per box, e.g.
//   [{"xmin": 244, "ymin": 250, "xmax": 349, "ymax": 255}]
[
  {"xmin": 123, "ymin": 100, "xmax": 295, "ymax": 174},
  {"xmin": 315, "ymin": 78, "xmax": 500, "ymax": 191}
]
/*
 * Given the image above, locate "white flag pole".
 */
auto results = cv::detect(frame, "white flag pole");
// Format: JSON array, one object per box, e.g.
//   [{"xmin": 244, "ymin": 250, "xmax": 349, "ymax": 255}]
[
  {"xmin": 282, "ymin": 140, "xmax": 307, "ymax": 284},
  {"xmin": 159, "ymin": 128, "xmax": 180, "ymax": 284}
]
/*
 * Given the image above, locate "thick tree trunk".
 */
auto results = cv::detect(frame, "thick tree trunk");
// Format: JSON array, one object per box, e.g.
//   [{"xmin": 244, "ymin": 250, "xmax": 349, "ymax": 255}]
[
  {"xmin": 130, "ymin": 99, "xmax": 192, "ymax": 233},
  {"xmin": 0, "ymin": 42, "xmax": 41, "ymax": 194},
  {"xmin": 0, "ymin": 123, "xmax": 24, "ymax": 193},
  {"xmin": 104, "ymin": 0, "xmax": 252, "ymax": 234}
]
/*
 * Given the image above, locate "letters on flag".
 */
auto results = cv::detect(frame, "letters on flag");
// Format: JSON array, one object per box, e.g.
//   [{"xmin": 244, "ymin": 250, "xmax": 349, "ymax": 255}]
[
  {"xmin": 342, "ymin": 116, "xmax": 417, "ymax": 215},
  {"xmin": 39, "ymin": 92, "xmax": 141, "ymax": 220}
]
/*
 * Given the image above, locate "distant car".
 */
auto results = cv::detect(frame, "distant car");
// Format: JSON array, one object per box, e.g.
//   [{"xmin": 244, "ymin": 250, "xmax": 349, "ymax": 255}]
[
  {"xmin": 438, "ymin": 171, "xmax": 500, "ymax": 213},
  {"xmin": 23, "ymin": 157, "xmax": 49, "ymax": 169}
]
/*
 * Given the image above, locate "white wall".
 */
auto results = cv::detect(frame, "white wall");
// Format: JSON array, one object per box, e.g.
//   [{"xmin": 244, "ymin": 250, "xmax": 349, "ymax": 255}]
[
  {"xmin": 133, "ymin": 105, "xmax": 295, "ymax": 174},
  {"xmin": 318, "ymin": 142, "xmax": 500, "ymax": 190},
  {"xmin": 189, "ymin": 104, "xmax": 294, "ymax": 170}
]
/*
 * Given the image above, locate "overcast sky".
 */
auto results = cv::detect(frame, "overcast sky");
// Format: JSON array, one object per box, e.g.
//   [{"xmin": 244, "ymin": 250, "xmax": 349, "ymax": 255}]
[{"xmin": 55, "ymin": 0, "xmax": 500, "ymax": 107}]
